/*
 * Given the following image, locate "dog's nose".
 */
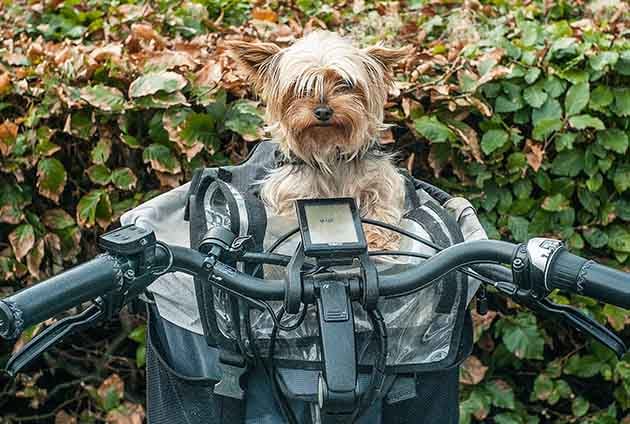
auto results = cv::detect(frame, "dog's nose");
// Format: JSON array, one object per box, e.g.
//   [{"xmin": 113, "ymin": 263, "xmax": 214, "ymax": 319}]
[{"xmin": 314, "ymin": 105, "xmax": 333, "ymax": 121}]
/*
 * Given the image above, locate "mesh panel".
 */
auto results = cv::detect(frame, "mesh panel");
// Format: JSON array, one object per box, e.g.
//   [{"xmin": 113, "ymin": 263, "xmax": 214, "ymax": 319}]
[
  {"xmin": 146, "ymin": 312, "xmax": 243, "ymax": 424},
  {"xmin": 382, "ymin": 368, "xmax": 459, "ymax": 424}
]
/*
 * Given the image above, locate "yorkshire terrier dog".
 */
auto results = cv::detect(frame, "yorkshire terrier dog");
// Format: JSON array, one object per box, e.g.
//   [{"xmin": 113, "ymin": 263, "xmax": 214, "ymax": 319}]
[{"xmin": 227, "ymin": 31, "xmax": 410, "ymax": 248}]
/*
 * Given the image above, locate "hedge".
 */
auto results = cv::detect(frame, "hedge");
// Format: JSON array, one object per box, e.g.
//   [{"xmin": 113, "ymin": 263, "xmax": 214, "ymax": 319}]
[{"xmin": 0, "ymin": 0, "xmax": 628, "ymax": 422}]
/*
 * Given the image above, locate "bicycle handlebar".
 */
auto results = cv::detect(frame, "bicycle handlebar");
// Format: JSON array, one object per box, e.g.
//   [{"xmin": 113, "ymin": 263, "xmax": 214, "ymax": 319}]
[{"xmin": 1, "ymin": 238, "xmax": 630, "ymax": 340}]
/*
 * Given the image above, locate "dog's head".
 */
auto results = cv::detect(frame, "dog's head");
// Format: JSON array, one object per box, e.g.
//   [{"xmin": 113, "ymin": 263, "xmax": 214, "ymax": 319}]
[{"xmin": 227, "ymin": 31, "xmax": 409, "ymax": 169}]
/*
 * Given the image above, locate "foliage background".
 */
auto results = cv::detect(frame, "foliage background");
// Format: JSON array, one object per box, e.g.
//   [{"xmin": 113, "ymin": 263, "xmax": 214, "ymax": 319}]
[{"xmin": 0, "ymin": 0, "xmax": 628, "ymax": 422}]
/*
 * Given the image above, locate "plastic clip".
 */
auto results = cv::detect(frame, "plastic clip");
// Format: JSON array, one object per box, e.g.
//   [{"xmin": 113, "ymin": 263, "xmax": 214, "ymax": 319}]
[{"xmin": 214, "ymin": 352, "xmax": 248, "ymax": 400}]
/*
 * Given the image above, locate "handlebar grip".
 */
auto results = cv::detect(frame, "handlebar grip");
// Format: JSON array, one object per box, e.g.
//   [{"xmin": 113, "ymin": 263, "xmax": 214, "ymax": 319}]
[
  {"xmin": 0, "ymin": 254, "xmax": 122, "ymax": 339},
  {"xmin": 548, "ymin": 250, "xmax": 630, "ymax": 310}
]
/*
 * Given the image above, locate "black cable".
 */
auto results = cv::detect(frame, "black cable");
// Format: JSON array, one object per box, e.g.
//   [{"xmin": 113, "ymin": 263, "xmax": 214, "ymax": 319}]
[
  {"xmin": 369, "ymin": 250, "xmax": 498, "ymax": 286},
  {"xmin": 352, "ymin": 308, "xmax": 388, "ymax": 422},
  {"xmin": 250, "ymin": 228, "xmax": 300, "ymax": 277},
  {"xmin": 362, "ymin": 218, "xmax": 443, "ymax": 251},
  {"xmin": 268, "ymin": 306, "xmax": 299, "ymax": 424}
]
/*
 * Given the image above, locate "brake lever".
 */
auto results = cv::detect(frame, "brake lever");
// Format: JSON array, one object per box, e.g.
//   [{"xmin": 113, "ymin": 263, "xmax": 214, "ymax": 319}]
[
  {"xmin": 534, "ymin": 298, "xmax": 627, "ymax": 359},
  {"xmin": 495, "ymin": 281, "xmax": 627, "ymax": 359},
  {"xmin": 4, "ymin": 303, "xmax": 104, "ymax": 376}
]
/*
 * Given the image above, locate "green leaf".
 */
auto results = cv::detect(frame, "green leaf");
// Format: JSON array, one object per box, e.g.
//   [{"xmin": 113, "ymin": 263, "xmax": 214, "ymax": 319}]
[
  {"xmin": 128, "ymin": 325, "xmax": 146, "ymax": 344},
  {"xmin": 596, "ymin": 129, "xmax": 628, "ymax": 154},
  {"xmin": 481, "ymin": 129, "xmax": 509, "ymax": 155},
  {"xmin": 486, "ymin": 380, "xmax": 515, "ymax": 409},
  {"xmin": 607, "ymin": 226, "xmax": 630, "ymax": 253},
  {"xmin": 603, "ymin": 304, "xmax": 627, "ymax": 332},
  {"xmin": 578, "ymin": 188, "xmax": 600, "ymax": 215},
  {"xmin": 225, "ymin": 100, "xmax": 264, "ymax": 140},
  {"xmin": 181, "ymin": 113, "xmax": 218, "ymax": 150},
  {"xmin": 495, "ymin": 312, "xmax": 544, "ymax": 360},
  {"xmin": 572, "ymin": 396, "xmax": 590, "ymax": 417},
  {"xmin": 128, "ymin": 71, "xmax": 188, "ymax": 98},
  {"xmin": 507, "ymin": 216, "xmax": 529, "ymax": 241},
  {"xmin": 565, "ymin": 82, "xmax": 589, "ymax": 116},
  {"xmin": 532, "ymin": 98, "xmax": 562, "ymax": 126},
  {"xmin": 524, "ymin": 67, "xmax": 541, "ymax": 84},
  {"xmin": 120, "ymin": 134, "xmax": 142, "ymax": 149},
  {"xmin": 551, "ymin": 149, "xmax": 584, "ymax": 177},
  {"xmin": 616, "ymin": 198, "xmax": 630, "ymax": 221},
  {"xmin": 568, "ymin": 115, "xmax": 605, "ymax": 130},
  {"xmin": 614, "ymin": 164, "xmax": 630, "ymax": 192},
  {"xmin": 532, "ymin": 118, "xmax": 562, "ymax": 141},
  {"xmin": 80, "ymin": 85, "xmax": 126, "ymax": 112},
  {"xmin": 586, "ymin": 173, "xmax": 603, "ymax": 192},
  {"xmin": 523, "ymin": 86, "xmax": 547, "ymax": 108},
  {"xmin": 590, "ymin": 85, "xmax": 614, "ymax": 109},
  {"xmin": 520, "ymin": 21, "xmax": 539, "ymax": 46},
  {"xmin": 612, "ymin": 88, "xmax": 630, "ymax": 117},
  {"xmin": 76, "ymin": 190, "xmax": 112, "ymax": 229},
  {"xmin": 111, "ymin": 168, "xmax": 137, "ymax": 190},
  {"xmin": 541, "ymin": 193, "xmax": 569, "ymax": 211},
  {"xmin": 42, "ymin": 209, "xmax": 75, "ymax": 230},
  {"xmin": 564, "ymin": 354, "xmax": 605, "ymax": 378},
  {"xmin": 533, "ymin": 374, "xmax": 553, "ymax": 401},
  {"xmin": 589, "ymin": 51, "xmax": 619, "ymax": 71},
  {"xmin": 86, "ymin": 164, "xmax": 112, "ymax": 185},
  {"xmin": 616, "ymin": 50, "xmax": 630, "ymax": 75},
  {"xmin": 133, "ymin": 91, "xmax": 189, "ymax": 109},
  {"xmin": 91, "ymin": 139, "xmax": 112, "ymax": 165},
  {"xmin": 142, "ymin": 143, "xmax": 181, "ymax": 174},
  {"xmin": 36, "ymin": 158, "xmax": 67, "ymax": 203},
  {"xmin": 414, "ymin": 116, "xmax": 455, "ymax": 143},
  {"xmin": 555, "ymin": 133, "xmax": 577, "ymax": 151},
  {"xmin": 513, "ymin": 179, "xmax": 533, "ymax": 199},
  {"xmin": 136, "ymin": 345, "xmax": 147, "ymax": 368},
  {"xmin": 543, "ymin": 76, "xmax": 566, "ymax": 98},
  {"xmin": 495, "ymin": 95, "xmax": 523, "ymax": 113}
]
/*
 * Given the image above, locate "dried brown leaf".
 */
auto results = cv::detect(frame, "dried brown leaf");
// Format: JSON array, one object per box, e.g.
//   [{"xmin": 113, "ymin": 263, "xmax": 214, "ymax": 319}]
[
  {"xmin": 155, "ymin": 171, "xmax": 183, "ymax": 188},
  {"xmin": 26, "ymin": 239, "xmax": 45, "ymax": 279},
  {"xmin": 379, "ymin": 129, "xmax": 395, "ymax": 145},
  {"xmin": 195, "ymin": 60, "xmax": 223, "ymax": 87},
  {"xmin": 131, "ymin": 23, "xmax": 166, "ymax": 49},
  {"xmin": 55, "ymin": 410, "xmax": 77, "ymax": 424},
  {"xmin": 251, "ymin": 8, "xmax": 278, "ymax": 22},
  {"xmin": 406, "ymin": 152, "xmax": 415, "ymax": 174},
  {"xmin": 460, "ymin": 355, "xmax": 488, "ymax": 385},
  {"xmin": 476, "ymin": 65, "xmax": 511, "ymax": 86},
  {"xmin": 106, "ymin": 402, "xmax": 145, "ymax": 424},
  {"xmin": 467, "ymin": 96, "xmax": 493, "ymax": 117},
  {"xmin": 0, "ymin": 72, "xmax": 11, "ymax": 95},
  {"xmin": 448, "ymin": 123, "xmax": 482, "ymax": 163},
  {"xmin": 0, "ymin": 204, "xmax": 24, "ymax": 224},
  {"xmin": 9, "ymin": 225, "xmax": 35, "ymax": 261},
  {"xmin": 145, "ymin": 51, "xmax": 198, "ymax": 71},
  {"xmin": 90, "ymin": 44, "xmax": 123, "ymax": 62},
  {"xmin": 524, "ymin": 139, "xmax": 544, "ymax": 171},
  {"xmin": 0, "ymin": 120, "xmax": 18, "ymax": 156},
  {"xmin": 98, "ymin": 374, "xmax": 124, "ymax": 403}
]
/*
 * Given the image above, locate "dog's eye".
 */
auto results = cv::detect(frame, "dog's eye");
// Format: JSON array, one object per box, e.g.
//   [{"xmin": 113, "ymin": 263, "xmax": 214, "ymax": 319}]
[{"xmin": 337, "ymin": 81, "xmax": 354, "ymax": 93}]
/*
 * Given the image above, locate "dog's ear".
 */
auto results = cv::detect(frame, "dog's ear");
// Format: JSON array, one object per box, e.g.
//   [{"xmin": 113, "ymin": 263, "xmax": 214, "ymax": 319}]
[
  {"xmin": 225, "ymin": 40, "xmax": 281, "ymax": 83},
  {"xmin": 364, "ymin": 44, "xmax": 412, "ymax": 70}
]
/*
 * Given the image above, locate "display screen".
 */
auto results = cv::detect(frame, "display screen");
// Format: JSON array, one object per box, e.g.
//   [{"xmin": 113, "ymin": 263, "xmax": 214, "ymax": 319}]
[{"xmin": 304, "ymin": 203, "xmax": 359, "ymax": 245}]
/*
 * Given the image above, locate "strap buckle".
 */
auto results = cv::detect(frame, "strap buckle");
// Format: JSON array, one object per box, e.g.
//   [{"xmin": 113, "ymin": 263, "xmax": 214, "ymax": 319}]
[{"xmin": 214, "ymin": 352, "xmax": 248, "ymax": 400}]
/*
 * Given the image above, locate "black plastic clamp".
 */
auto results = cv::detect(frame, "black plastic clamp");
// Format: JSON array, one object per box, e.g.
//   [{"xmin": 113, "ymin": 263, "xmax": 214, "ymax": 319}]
[{"xmin": 284, "ymin": 242, "xmax": 305, "ymax": 314}]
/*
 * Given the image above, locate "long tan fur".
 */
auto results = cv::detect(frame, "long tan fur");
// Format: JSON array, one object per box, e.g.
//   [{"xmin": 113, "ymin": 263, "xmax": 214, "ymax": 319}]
[{"xmin": 227, "ymin": 31, "xmax": 410, "ymax": 248}]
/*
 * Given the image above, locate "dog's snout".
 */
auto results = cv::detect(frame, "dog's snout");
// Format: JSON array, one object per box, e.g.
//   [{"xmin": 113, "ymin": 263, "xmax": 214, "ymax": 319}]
[{"xmin": 314, "ymin": 105, "xmax": 333, "ymax": 121}]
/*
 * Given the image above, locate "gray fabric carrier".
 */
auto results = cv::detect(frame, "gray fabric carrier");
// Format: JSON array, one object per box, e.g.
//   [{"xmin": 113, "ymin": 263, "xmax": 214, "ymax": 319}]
[{"xmin": 123, "ymin": 141, "xmax": 480, "ymax": 423}]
